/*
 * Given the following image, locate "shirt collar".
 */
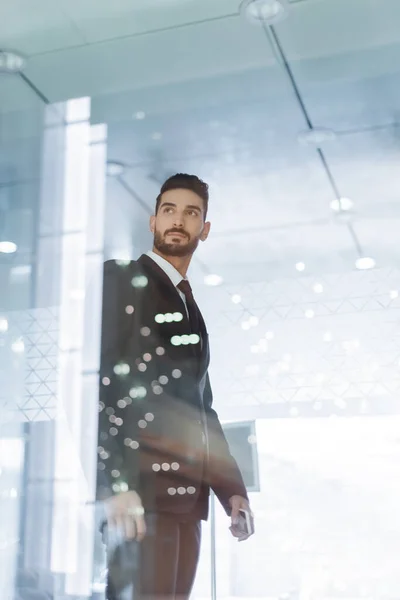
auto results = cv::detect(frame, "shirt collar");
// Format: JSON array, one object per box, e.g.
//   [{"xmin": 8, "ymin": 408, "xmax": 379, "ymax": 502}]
[{"xmin": 146, "ymin": 250, "xmax": 185, "ymax": 289}]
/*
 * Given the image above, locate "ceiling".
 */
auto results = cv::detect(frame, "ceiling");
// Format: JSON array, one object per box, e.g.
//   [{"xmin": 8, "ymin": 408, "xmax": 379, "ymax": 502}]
[
  {"xmin": 2, "ymin": 0, "xmax": 400, "ymax": 106},
  {"xmin": 1, "ymin": 0, "xmax": 400, "ymax": 288}
]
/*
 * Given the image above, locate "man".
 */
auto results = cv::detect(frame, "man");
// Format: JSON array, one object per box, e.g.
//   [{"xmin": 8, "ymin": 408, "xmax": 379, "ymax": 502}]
[{"xmin": 98, "ymin": 174, "xmax": 253, "ymax": 599}]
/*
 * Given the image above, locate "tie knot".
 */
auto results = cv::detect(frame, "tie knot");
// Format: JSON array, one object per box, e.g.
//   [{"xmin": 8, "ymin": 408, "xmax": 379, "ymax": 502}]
[{"xmin": 177, "ymin": 279, "xmax": 193, "ymax": 297}]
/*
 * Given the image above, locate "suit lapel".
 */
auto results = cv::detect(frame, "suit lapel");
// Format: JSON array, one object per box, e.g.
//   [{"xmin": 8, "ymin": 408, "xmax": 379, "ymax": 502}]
[
  {"xmin": 138, "ymin": 254, "xmax": 209, "ymax": 369},
  {"xmin": 138, "ymin": 254, "xmax": 189, "ymax": 325},
  {"xmin": 139, "ymin": 254, "xmax": 181, "ymax": 297}
]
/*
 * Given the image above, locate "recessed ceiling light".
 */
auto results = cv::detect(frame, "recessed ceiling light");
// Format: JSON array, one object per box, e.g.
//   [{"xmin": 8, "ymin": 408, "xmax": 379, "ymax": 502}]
[
  {"xmin": 330, "ymin": 197, "xmax": 354, "ymax": 212},
  {"xmin": 313, "ymin": 283, "xmax": 324, "ymax": 294},
  {"xmin": 204, "ymin": 274, "xmax": 223, "ymax": 286},
  {"xmin": 0, "ymin": 50, "xmax": 26, "ymax": 73},
  {"xmin": 355, "ymin": 257, "xmax": 376, "ymax": 270},
  {"xmin": 106, "ymin": 160, "xmax": 125, "ymax": 177},
  {"xmin": 231, "ymin": 294, "xmax": 242, "ymax": 304},
  {"xmin": 0, "ymin": 241, "xmax": 17, "ymax": 254},
  {"xmin": 298, "ymin": 128, "xmax": 336, "ymax": 146},
  {"xmin": 296, "ymin": 262, "xmax": 306, "ymax": 272},
  {"xmin": 240, "ymin": 0, "xmax": 288, "ymax": 24},
  {"xmin": 11, "ymin": 338, "xmax": 25, "ymax": 353},
  {"xmin": 10, "ymin": 265, "xmax": 31, "ymax": 278},
  {"xmin": 390, "ymin": 290, "xmax": 399, "ymax": 300},
  {"xmin": 305, "ymin": 309, "xmax": 315, "ymax": 319},
  {"xmin": 259, "ymin": 339, "xmax": 268, "ymax": 352},
  {"xmin": 0, "ymin": 317, "xmax": 8, "ymax": 333},
  {"xmin": 134, "ymin": 111, "xmax": 146, "ymax": 120}
]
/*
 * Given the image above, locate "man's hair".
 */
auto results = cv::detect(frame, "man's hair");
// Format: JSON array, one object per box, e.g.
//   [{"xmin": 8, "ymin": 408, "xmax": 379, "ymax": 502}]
[{"xmin": 155, "ymin": 173, "xmax": 209, "ymax": 219}]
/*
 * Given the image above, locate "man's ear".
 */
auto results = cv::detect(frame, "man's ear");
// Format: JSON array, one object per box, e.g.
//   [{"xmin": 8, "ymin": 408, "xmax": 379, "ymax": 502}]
[
  {"xmin": 150, "ymin": 215, "xmax": 156, "ymax": 233},
  {"xmin": 201, "ymin": 221, "xmax": 211, "ymax": 242}
]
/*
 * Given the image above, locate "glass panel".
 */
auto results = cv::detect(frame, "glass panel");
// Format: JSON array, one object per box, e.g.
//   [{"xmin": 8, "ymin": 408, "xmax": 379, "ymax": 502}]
[
  {"xmin": 2, "ymin": 1, "xmax": 400, "ymax": 599},
  {"xmin": 0, "ymin": 74, "xmax": 46, "ymax": 599}
]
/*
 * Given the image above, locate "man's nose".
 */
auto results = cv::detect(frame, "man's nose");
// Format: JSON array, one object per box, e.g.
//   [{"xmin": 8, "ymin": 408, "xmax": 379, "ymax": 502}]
[{"xmin": 173, "ymin": 213, "xmax": 184, "ymax": 227}]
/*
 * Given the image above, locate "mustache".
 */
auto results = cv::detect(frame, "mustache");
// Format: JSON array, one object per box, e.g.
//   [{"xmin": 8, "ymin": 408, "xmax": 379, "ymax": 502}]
[{"xmin": 165, "ymin": 229, "xmax": 189, "ymax": 239}]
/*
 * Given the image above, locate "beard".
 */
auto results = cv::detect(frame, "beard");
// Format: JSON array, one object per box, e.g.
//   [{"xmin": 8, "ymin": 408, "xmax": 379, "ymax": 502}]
[{"xmin": 153, "ymin": 229, "xmax": 200, "ymax": 258}]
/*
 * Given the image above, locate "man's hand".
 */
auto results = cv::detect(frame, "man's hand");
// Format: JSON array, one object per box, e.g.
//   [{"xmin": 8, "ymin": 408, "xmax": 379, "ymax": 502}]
[
  {"xmin": 228, "ymin": 495, "xmax": 254, "ymax": 542},
  {"xmin": 105, "ymin": 490, "xmax": 146, "ymax": 541}
]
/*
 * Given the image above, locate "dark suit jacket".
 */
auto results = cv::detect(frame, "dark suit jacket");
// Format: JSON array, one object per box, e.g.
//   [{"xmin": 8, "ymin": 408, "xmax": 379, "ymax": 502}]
[{"xmin": 97, "ymin": 254, "xmax": 247, "ymax": 520}]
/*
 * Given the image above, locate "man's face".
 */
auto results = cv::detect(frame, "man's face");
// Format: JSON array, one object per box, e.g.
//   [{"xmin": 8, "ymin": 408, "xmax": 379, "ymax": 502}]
[{"xmin": 150, "ymin": 188, "xmax": 210, "ymax": 258}]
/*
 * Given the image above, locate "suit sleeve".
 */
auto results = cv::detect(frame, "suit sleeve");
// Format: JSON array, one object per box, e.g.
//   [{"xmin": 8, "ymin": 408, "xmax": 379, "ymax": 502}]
[
  {"xmin": 204, "ymin": 373, "xmax": 248, "ymax": 514},
  {"xmin": 96, "ymin": 260, "xmax": 141, "ymax": 500}
]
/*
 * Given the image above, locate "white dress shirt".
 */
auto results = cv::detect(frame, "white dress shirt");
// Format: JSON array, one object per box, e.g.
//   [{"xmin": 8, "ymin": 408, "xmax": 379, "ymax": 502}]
[{"xmin": 146, "ymin": 250, "xmax": 189, "ymax": 317}]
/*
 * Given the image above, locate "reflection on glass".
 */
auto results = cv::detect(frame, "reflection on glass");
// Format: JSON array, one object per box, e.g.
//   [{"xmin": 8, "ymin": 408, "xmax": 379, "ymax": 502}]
[{"xmin": 1, "ymin": 1, "xmax": 400, "ymax": 598}]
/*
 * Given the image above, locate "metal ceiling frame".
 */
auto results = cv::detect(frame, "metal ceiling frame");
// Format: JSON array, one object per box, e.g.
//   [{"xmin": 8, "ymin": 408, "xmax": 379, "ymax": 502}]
[{"xmin": 263, "ymin": 21, "xmax": 367, "ymax": 263}]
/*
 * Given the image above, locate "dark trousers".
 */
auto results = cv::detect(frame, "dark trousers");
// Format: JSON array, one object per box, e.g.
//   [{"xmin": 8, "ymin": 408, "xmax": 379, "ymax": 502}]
[{"xmin": 106, "ymin": 514, "xmax": 201, "ymax": 600}]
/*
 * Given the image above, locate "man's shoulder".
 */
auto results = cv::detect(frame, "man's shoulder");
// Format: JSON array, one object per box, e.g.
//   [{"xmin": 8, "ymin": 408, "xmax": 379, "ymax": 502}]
[
  {"xmin": 103, "ymin": 258, "xmax": 154, "ymax": 289},
  {"xmin": 104, "ymin": 258, "xmax": 144, "ymax": 274}
]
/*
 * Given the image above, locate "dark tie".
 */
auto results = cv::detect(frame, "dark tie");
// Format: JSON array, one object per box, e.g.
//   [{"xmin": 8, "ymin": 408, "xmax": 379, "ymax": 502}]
[{"xmin": 177, "ymin": 279, "xmax": 200, "ymax": 334}]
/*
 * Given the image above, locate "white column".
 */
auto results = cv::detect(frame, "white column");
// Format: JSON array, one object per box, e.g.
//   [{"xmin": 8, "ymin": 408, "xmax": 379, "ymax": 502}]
[
  {"xmin": 62, "ymin": 122, "xmax": 108, "ymax": 596},
  {"xmin": 24, "ymin": 98, "xmax": 107, "ymax": 598},
  {"xmin": 23, "ymin": 100, "xmax": 68, "ymax": 577}
]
